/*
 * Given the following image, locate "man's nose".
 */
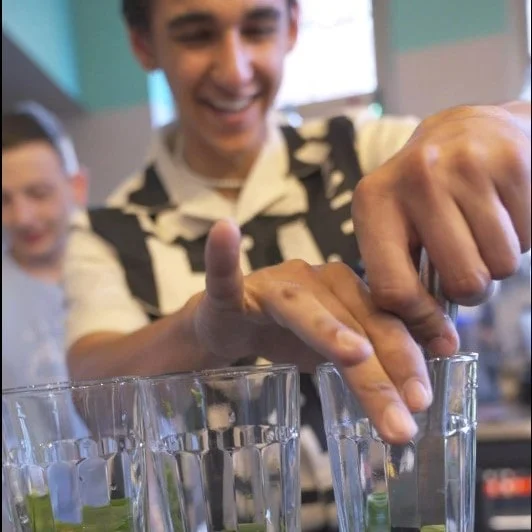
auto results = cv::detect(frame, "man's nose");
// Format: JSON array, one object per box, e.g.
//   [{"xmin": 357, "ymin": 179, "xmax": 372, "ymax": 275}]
[
  {"xmin": 10, "ymin": 198, "xmax": 35, "ymax": 226},
  {"xmin": 212, "ymin": 32, "xmax": 254, "ymax": 91}
]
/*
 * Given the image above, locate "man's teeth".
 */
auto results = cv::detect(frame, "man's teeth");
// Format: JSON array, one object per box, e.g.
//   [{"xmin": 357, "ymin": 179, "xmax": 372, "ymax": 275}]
[{"xmin": 210, "ymin": 98, "xmax": 253, "ymax": 112}]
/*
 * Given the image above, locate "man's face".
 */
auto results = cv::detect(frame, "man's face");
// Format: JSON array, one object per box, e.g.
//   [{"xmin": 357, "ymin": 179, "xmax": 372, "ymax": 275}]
[
  {"xmin": 2, "ymin": 142, "xmax": 76, "ymax": 265},
  {"xmin": 134, "ymin": 0, "xmax": 298, "ymax": 158}
]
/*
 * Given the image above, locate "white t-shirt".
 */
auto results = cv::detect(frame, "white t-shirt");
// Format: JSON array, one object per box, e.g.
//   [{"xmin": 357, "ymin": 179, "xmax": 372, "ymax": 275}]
[
  {"xmin": 2, "ymin": 252, "xmax": 89, "ymax": 449},
  {"xmin": 2, "ymin": 253, "xmax": 68, "ymax": 389}
]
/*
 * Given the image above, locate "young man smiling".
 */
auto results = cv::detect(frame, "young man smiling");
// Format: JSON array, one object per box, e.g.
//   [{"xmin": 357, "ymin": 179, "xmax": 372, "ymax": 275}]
[{"xmin": 64, "ymin": 1, "xmax": 531, "ymax": 529}]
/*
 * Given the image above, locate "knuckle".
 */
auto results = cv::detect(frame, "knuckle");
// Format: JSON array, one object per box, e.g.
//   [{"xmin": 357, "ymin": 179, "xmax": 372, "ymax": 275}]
[
  {"xmin": 403, "ymin": 144, "xmax": 441, "ymax": 194},
  {"xmin": 454, "ymin": 141, "xmax": 484, "ymax": 179},
  {"xmin": 411, "ymin": 142, "xmax": 439, "ymax": 170},
  {"xmin": 371, "ymin": 281, "xmax": 419, "ymax": 314},
  {"xmin": 312, "ymin": 314, "xmax": 332, "ymax": 333},
  {"xmin": 404, "ymin": 309, "xmax": 446, "ymax": 341},
  {"xmin": 502, "ymin": 142, "xmax": 530, "ymax": 185},
  {"xmin": 376, "ymin": 344, "xmax": 412, "ymax": 375},
  {"xmin": 352, "ymin": 176, "xmax": 375, "ymax": 213},
  {"xmin": 356, "ymin": 378, "xmax": 397, "ymax": 399},
  {"xmin": 380, "ymin": 329, "xmax": 413, "ymax": 353},
  {"xmin": 335, "ymin": 349, "xmax": 369, "ymax": 368},
  {"xmin": 276, "ymin": 282, "xmax": 303, "ymax": 302},
  {"xmin": 286, "ymin": 258, "xmax": 314, "ymax": 276}
]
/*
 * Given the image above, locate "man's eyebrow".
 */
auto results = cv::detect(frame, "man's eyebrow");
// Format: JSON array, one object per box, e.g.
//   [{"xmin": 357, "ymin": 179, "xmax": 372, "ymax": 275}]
[
  {"xmin": 167, "ymin": 7, "xmax": 282, "ymax": 31},
  {"xmin": 245, "ymin": 7, "xmax": 282, "ymax": 22},
  {"xmin": 167, "ymin": 12, "xmax": 215, "ymax": 32}
]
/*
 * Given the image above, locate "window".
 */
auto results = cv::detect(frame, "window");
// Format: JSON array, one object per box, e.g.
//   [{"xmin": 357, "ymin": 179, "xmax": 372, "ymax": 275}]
[
  {"xmin": 276, "ymin": 0, "xmax": 377, "ymax": 108},
  {"xmin": 147, "ymin": 70, "xmax": 176, "ymax": 129},
  {"xmin": 148, "ymin": 1, "xmax": 378, "ymax": 126}
]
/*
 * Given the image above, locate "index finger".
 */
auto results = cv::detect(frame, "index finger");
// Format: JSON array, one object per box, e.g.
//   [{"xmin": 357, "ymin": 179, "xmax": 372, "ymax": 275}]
[
  {"xmin": 318, "ymin": 264, "xmax": 432, "ymax": 414},
  {"xmin": 352, "ymin": 181, "xmax": 459, "ymax": 355}
]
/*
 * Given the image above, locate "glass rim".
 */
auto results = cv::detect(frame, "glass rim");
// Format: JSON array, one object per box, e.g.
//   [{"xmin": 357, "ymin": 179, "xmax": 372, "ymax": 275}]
[
  {"xmin": 317, "ymin": 352, "xmax": 479, "ymax": 373},
  {"xmin": 2, "ymin": 375, "xmax": 140, "ymax": 397},
  {"xmin": 142, "ymin": 363, "xmax": 298, "ymax": 385}
]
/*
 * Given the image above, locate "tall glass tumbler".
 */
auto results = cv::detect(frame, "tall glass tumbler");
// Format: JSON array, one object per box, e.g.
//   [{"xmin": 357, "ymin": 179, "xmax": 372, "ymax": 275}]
[
  {"xmin": 317, "ymin": 353, "xmax": 478, "ymax": 532},
  {"xmin": 141, "ymin": 364, "xmax": 301, "ymax": 532},
  {"xmin": 2, "ymin": 378, "xmax": 147, "ymax": 531},
  {"xmin": 3, "ymin": 441, "xmax": 16, "ymax": 532}
]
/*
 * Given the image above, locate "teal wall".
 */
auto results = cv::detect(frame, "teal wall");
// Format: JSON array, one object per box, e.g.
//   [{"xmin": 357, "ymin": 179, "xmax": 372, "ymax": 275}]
[
  {"xmin": 2, "ymin": 0, "xmax": 148, "ymax": 111},
  {"xmin": 390, "ymin": 0, "xmax": 508, "ymax": 52},
  {"xmin": 70, "ymin": 0, "xmax": 148, "ymax": 111},
  {"xmin": 1, "ymin": 0, "xmax": 514, "ymax": 112},
  {"xmin": 2, "ymin": 0, "xmax": 80, "ymax": 99}
]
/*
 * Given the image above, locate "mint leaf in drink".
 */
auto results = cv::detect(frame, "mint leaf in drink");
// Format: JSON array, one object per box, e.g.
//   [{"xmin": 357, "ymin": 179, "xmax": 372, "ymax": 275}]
[
  {"xmin": 164, "ymin": 464, "xmax": 184, "ymax": 532},
  {"xmin": 82, "ymin": 498, "xmax": 132, "ymax": 530},
  {"xmin": 162, "ymin": 399, "xmax": 174, "ymax": 418},
  {"xmin": 221, "ymin": 526, "xmax": 267, "ymax": 532},
  {"xmin": 191, "ymin": 388, "xmax": 203, "ymax": 408},
  {"xmin": 55, "ymin": 524, "xmax": 84, "ymax": 531},
  {"xmin": 26, "ymin": 493, "xmax": 54, "ymax": 531},
  {"xmin": 25, "ymin": 493, "xmax": 134, "ymax": 531},
  {"xmin": 366, "ymin": 491, "xmax": 390, "ymax": 531}
]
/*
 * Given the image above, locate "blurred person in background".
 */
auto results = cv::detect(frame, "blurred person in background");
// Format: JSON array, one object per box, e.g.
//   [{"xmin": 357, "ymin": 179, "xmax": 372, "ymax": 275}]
[
  {"xmin": 64, "ymin": 1, "xmax": 530, "ymax": 529},
  {"xmin": 2, "ymin": 102, "xmax": 88, "ymax": 390},
  {"xmin": 2, "ymin": 102, "xmax": 90, "ymax": 531}
]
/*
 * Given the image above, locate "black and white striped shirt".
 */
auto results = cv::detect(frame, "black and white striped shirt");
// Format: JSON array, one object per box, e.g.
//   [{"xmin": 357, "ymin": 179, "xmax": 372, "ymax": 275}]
[{"xmin": 65, "ymin": 111, "xmax": 418, "ymax": 531}]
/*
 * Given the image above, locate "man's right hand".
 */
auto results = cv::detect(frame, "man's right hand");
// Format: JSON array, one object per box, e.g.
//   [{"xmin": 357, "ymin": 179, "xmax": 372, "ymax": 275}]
[{"xmin": 188, "ymin": 220, "xmax": 432, "ymax": 444}]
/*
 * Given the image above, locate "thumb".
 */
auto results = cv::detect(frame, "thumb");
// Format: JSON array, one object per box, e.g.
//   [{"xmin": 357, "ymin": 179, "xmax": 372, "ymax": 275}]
[{"xmin": 205, "ymin": 219, "xmax": 244, "ymax": 310}]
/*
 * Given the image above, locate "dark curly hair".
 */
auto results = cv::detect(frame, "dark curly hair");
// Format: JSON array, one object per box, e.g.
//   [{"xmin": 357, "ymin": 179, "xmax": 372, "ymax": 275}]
[{"xmin": 122, "ymin": 0, "xmax": 297, "ymax": 31}]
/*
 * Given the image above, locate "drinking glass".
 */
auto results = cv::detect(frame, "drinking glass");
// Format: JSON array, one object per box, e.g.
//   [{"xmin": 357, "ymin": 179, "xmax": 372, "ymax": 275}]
[
  {"xmin": 141, "ymin": 364, "xmax": 300, "ymax": 532},
  {"xmin": 2, "ymin": 377, "xmax": 147, "ymax": 531},
  {"xmin": 317, "ymin": 353, "xmax": 478, "ymax": 532}
]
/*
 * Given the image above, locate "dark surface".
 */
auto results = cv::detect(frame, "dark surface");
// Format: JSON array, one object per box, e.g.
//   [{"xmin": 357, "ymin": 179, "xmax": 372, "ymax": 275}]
[
  {"xmin": 476, "ymin": 436, "xmax": 531, "ymax": 532},
  {"xmin": 477, "ymin": 440, "xmax": 531, "ymax": 470}
]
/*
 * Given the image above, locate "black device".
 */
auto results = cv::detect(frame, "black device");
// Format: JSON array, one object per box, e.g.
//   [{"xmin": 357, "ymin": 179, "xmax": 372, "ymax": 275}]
[{"xmin": 475, "ymin": 440, "xmax": 531, "ymax": 532}]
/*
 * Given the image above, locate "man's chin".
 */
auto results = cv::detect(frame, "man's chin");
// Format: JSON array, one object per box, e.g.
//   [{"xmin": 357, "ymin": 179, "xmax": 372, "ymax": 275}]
[
  {"xmin": 212, "ymin": 127, "xmax": 266, "ymax": 159},
  {"xmin": 12, "ymin": 243, "xmax": 60, "ymax": 267}
]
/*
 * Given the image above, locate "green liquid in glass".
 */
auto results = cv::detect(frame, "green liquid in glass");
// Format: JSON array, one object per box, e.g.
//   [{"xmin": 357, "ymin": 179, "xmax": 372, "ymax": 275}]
[
  {"xmin": 220, "ymin": 526, "xmax": 267, "ymax": 532},
  {"xmin": 25, "ymin": 493, "xmax": 133, "ymax": 531},
  {"xmin": 365, "ymin": 493, "xmax": 445, "ymax": 532}
]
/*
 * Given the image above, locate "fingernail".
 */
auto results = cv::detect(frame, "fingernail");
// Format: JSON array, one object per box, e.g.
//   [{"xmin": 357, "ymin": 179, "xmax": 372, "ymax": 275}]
[
  {"xmin": 455, "ymin": 283, "xmax": 494, "ymax": 306},
  {"xmin": 427, "ymin": 336, "xmax": 457, "ymax": 356},
  {"xmin": 382, "ymin": 403, "xmax": 418, "ymax": 441},
  {"xmin": 403, "ymin": 379, "xmax": 432, "ymax": 411},
  {"xmin": 336, "ymin": 329, "xmax": 373, "ymax": 357}
]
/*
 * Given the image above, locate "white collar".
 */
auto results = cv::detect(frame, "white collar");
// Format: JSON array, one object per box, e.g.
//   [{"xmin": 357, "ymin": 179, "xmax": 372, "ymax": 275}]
[{"xmin": 147, "ymin": 118, "xmax": 291, "ymax": 228}]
